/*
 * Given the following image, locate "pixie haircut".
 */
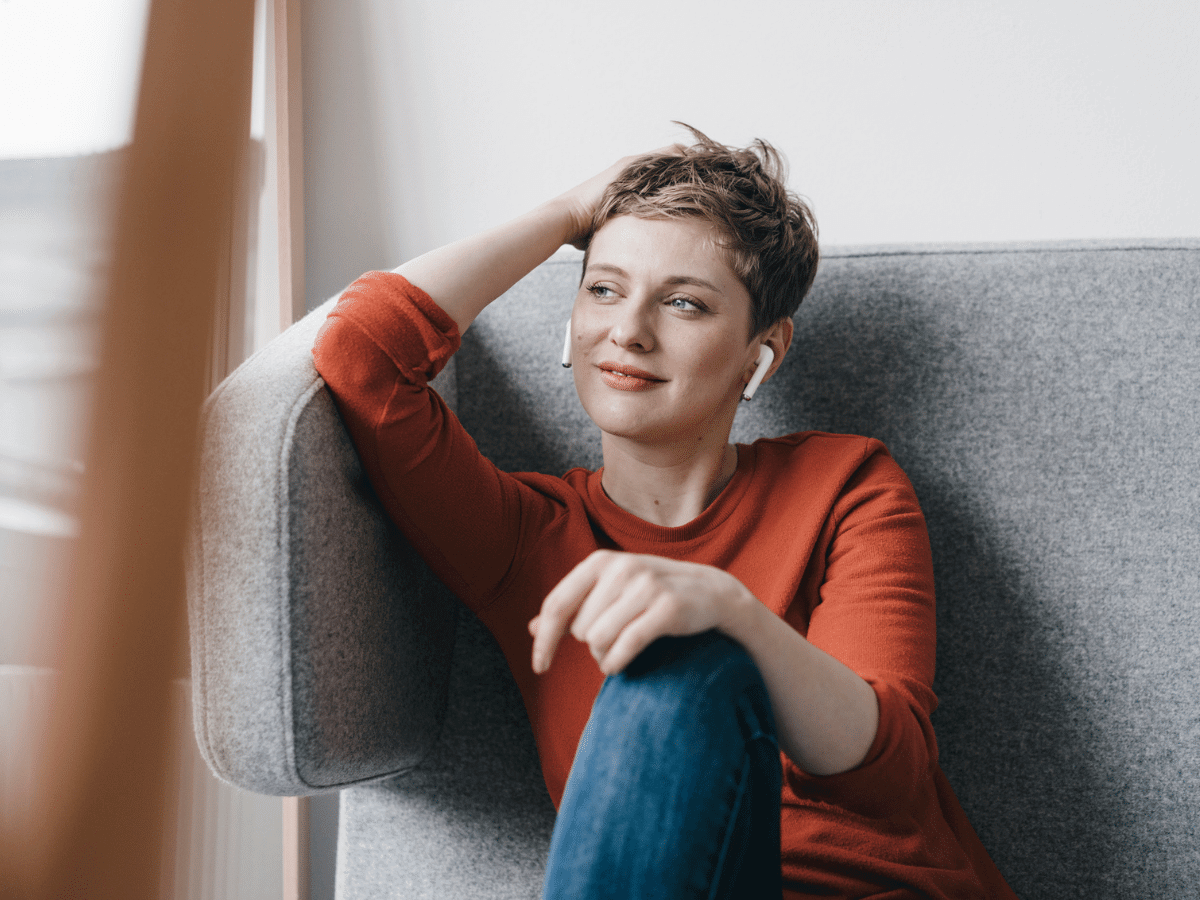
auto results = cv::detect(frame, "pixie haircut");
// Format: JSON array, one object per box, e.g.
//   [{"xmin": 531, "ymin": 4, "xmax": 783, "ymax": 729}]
[{"xmin": 586, "ymin": 124, "xmax": 819, "ymax": 338}]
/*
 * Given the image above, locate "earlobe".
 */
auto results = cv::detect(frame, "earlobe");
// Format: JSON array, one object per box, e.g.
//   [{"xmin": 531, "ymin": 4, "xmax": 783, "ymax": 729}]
[
  {"xmin": 561, "ymin": 320, "xmax": 572, "ymax": 368},
  {"xmin": 741, "ymin": 344, "xmax": 774, "ymax": 402}
]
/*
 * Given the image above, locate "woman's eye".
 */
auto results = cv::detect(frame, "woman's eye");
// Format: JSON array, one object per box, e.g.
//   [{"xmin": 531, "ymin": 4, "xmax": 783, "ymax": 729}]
[
  {"xmin": 586, "ymin": 283, "xmax": 615, "ymax": 299},
  {"xmin": 668, "ymin": 296, "xmax": 703, "ymax": 312}
]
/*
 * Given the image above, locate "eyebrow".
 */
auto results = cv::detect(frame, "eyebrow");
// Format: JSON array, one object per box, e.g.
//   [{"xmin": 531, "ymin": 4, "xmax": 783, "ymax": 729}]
[{"xmin": 586, "ymin": 263, "xmax": 724, "ymax": 294}]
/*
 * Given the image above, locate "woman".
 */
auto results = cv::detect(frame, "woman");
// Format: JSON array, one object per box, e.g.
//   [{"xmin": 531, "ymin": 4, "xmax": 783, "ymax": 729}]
[{"xmin": 312, "ymin": 127, "xmax": 1016, "ymax": 899}]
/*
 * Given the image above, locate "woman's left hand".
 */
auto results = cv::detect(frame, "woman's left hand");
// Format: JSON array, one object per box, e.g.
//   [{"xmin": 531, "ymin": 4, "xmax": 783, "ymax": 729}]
[{"xmin": 529, "ymin": 549, "xmax": 752, "ymax": 675}]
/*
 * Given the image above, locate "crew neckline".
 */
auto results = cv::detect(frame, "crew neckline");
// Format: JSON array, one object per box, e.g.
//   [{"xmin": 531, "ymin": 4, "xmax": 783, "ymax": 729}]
[{"xmin": 584, "ymin": 443, "xmax": 757, "ymax": 546}]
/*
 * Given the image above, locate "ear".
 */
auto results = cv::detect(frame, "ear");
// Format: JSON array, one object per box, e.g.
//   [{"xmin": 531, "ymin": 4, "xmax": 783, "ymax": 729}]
[
  {"xmin": 744, "ymin": 317, "xmax": 792, "ymax": 383},
  {"xmin": 761, "ymin": 317, "xmax": 792, "ymax": 380}
]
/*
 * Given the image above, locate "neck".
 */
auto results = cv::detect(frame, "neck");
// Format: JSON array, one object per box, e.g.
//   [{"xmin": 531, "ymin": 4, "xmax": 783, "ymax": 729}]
[{"xmin": 599, "ymin": 435, "xmax": 739, "ymax": 527}]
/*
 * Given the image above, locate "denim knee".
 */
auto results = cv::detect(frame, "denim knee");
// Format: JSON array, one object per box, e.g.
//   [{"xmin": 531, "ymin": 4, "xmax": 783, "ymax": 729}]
[
  {"xmin": 598, "ymin": 631, "xmax": 778, "ymax": 748},
  {"xmin": 551, "ymin": 631, "xmax": 783, "ymax": 899}
]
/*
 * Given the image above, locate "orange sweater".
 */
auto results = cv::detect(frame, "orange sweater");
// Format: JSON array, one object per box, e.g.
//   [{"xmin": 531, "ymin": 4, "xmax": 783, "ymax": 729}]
[{"xmin": 312, "ymin": 271, "xmax": 1016, "ymax": 899}]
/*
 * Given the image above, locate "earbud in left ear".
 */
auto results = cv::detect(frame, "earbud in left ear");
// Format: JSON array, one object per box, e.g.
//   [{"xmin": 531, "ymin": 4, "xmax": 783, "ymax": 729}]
[
  {"xmin": 561, "ymin": 320, "xmax": 572, "ymax": 368},
  {"xmin": 741, "ymin": 344, "xmax": 774, "ymax": 401}
]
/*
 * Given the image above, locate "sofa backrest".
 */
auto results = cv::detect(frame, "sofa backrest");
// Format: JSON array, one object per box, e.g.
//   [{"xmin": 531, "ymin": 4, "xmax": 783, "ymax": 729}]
[{"xmin": 455, "ymin": 241, "xmax": 1200, "ymax": 897}]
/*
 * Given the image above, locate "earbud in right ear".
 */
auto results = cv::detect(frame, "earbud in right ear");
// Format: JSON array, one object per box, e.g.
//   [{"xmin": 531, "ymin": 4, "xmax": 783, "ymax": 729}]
[{"xmin": 741, "ymin": 344, "xmax": 774, "ymax": 401}]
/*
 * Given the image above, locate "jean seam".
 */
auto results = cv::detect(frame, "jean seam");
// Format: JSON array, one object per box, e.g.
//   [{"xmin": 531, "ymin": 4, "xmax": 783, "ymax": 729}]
[{"xmin": 706, "ymin": 753, "xmax": 751, "ymax": 900}]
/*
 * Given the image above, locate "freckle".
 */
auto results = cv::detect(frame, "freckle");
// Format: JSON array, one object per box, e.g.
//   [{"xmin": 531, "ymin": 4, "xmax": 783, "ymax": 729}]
[{"xmin": 654, "ymin": 500, "xmax": 660, "ymax": 505}]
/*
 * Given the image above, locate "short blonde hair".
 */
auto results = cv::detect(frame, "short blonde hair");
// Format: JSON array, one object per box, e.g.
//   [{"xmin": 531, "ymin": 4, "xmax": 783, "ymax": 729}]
[{"xmin": 586, "ymin": 124, "xmax": 819, "ymax": 337}]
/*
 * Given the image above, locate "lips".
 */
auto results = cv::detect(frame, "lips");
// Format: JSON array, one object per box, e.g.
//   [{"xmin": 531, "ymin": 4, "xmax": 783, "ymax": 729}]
[{"xmin": 598, "ymin": 362, "xmax": 665, "ymax": 392}]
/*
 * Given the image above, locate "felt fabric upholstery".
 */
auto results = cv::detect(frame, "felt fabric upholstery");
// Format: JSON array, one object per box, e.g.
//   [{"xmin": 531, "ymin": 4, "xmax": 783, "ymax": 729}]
[
  {"xmin": 771, "ymin": 242, "xmax": 1200, "ymax": 898},
  {"xmin": 189, "ymin": 241, "xmax": 1200, "ymax": 899},
  {"xmin": 336, "ymin": 607, "xmax": 556, "ymax": 899},
  {"xmin": 188, "ymin": 297, "xmax": 458, "ymax": 794}
]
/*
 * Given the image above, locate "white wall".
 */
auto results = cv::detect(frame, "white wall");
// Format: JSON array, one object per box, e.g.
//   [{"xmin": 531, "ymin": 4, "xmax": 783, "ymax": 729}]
[{"xmin": 302, "ymin": 0, "xmax": 1200, "ymax": 305}]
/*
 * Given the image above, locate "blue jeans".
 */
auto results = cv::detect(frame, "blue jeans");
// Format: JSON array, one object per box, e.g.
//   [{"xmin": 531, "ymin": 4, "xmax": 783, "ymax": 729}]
[{"xmin": 543, "ymin": 631, "xmax": 783, "ymax": 900}]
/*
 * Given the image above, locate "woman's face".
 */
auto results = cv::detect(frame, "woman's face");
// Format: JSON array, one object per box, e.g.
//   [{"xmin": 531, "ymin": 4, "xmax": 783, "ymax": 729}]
[{"xmin": 570, "ymin": 214, "xmax": 763, "ymax": 450}]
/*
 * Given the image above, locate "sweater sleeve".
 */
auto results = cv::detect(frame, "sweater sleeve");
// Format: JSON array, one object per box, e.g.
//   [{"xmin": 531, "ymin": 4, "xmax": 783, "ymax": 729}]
[
  {"xmin": 785, "ymin": 445, "xmax": 941, "ymax": 819},
  {"xmin": 310, "ymin": 270, "xmax": 544, "ymax": 609}
]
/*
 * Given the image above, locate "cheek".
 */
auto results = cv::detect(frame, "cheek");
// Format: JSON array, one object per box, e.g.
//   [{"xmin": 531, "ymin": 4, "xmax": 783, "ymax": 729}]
[
  {"xmin": 570, "ymin": 314, "xmax": 607, "ymax": 359},
  {"xmin": 685, "ymin": 338, "xmax": 750, "ymax": 387}
]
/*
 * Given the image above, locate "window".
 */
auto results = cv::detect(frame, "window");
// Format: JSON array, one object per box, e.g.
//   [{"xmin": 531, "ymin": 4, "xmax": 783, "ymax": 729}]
[{"xmin": 0, "ymin": 0, "xmax": 303, "ymax": 896}]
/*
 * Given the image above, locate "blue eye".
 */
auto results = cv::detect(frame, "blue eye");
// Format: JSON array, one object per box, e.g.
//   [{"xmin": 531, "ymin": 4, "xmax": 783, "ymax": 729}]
[
  {"xmin": 668, "ymin": 296, "xmax": 702, "ymax": 312},
  {"xmin": 587, "ymin": 283, "xmax": 615, "ymax": 299}
]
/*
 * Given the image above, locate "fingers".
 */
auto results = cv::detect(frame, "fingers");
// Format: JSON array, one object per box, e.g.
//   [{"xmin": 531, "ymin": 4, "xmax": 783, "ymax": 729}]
[
  {"xmin": 533, "ymin": 549, "xmax": 650, "ymax": 673},
  {"xmin": 563, "ymin": 144, "xmax": 689, "ymax": 248},
  {"xmin": 568, "ymin": 558, "xmax": 643, "ymax": 642},
  {"xmin": 616, "ymin": 144, "xmax": 685, "ymax": 170},
  {"xmin": 531, "ymin": 550, "xmax": 610, "ymax": 674},
  {"xmin": 571, "ymin": 568, "xmax": 654, "ymax": 655},
  {"xmin": 652, "ymin": 142, "xmax": 687, "ymax": 158},
  {"xmin": 595, "ymin": 600, "xmax": 679, "ymax": 675},
  {"xmin": 532, "ymin": 551, "xmax": 738, "ymax": 676}
]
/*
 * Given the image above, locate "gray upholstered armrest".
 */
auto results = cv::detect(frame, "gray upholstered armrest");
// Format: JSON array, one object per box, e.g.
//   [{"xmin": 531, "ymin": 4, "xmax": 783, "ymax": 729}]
[{"xmin": 187, "ymin": 296, "xmax": 459, "ymax": 795}]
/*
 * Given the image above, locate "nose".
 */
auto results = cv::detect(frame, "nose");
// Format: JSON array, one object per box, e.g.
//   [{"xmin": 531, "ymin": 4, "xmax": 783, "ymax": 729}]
[{"xmin": 608, "ymin": 300, "xmax": 655, "ymax": 353}]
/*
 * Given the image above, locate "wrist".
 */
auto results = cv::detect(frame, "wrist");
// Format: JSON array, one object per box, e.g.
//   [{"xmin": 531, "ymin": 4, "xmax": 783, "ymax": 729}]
[
  {"xmin": 535, "ymin": 194, "xmax": 590, "ymax": 249},
  {"xmin": 717, "ymin": 575, "xmax": 769, "ymax": 647}
]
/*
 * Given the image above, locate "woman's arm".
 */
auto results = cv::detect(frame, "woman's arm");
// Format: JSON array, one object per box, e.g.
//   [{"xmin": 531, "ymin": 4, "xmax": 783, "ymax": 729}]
[
  {"xmin": 529, "ymin": 447, "xmax": 935, "ymax": 781},
  {"xmin": 529, "ymin": 551, "xmax": 878, "ymax": 777},
  {"xmin": 394, "ymin": 200, "xmax": 575, "ymax": 335},
  {"xmin": 396, "ymin": 152, "xmax": 670, "ymax": 333},
  {"xmin": 312, "ymin": 149, "xmax": 676, "ymax": 610},
  {"xmin": 721, "ymin": 589, "xmax": 879, "ymax": 777}
]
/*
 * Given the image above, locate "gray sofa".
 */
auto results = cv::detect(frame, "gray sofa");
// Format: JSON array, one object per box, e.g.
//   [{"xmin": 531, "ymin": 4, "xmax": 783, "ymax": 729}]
[{"xmin": 188, "ymin": 241, "xmax": 1200, "ymax": 899}]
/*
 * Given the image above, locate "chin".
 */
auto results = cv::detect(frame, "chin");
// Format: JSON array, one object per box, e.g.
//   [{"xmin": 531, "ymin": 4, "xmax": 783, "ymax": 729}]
[
  {"xmin": 579, "ymin": 395, "xmax": 728, "ymax": 449},
  {"xmin": 574, "ymin": 372, "xmax": 739, "ymax": 446},
  {"xmin": 581, "ymin": 403, "xmax": 661, "ymax": 442}
]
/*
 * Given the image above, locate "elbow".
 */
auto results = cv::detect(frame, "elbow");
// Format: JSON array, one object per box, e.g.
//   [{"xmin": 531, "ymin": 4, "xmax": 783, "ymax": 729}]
[
  {"xmin": 783, "ymin": 675, "xmax": 880, "ymax": 777},
  {"xmin": 801, "ymin": 677, "xmax": 881, "ymax": 777}
]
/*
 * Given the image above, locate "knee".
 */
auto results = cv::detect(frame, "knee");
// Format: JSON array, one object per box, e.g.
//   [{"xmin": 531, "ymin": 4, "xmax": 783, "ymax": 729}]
[
  {"xmin": 622, "ymin": 631, "xmax": 753, "ymax": 687},
  {"xmin": 600, "ymin": 631, "xmax": 775, "ymax": 742}
]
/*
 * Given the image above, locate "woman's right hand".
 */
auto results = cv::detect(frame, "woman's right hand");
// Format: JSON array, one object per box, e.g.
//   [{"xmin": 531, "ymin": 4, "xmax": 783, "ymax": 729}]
[
  {"xmin": 555, "ymin": 145, "xmax": 686, "ymax": 249},
  {"xmin": 394, "ymin": 143, "xmax": 684, "ymax": 334}
]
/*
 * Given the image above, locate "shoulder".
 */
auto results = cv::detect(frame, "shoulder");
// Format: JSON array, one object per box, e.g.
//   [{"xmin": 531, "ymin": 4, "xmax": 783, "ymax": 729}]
[
  {"xmin": 503, "ymin": 467, "xmax": 596, "ymax": 536},
  {"xmin": 744, "ymin": 431, "xmax": 919, "ymax": 515},
  {"xmin": 746, "ymin": 430, "xmax": 895, "ymax": 475}
]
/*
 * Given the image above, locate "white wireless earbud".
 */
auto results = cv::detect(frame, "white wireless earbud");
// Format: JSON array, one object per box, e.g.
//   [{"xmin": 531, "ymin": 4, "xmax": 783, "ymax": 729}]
[
  {"xmin": 741, "ymin": 344, "xmax": 774, "ymax": 401},
  {"xmin": 561, "ymin": 319, "xmax": 573, "ymax": 368}
]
